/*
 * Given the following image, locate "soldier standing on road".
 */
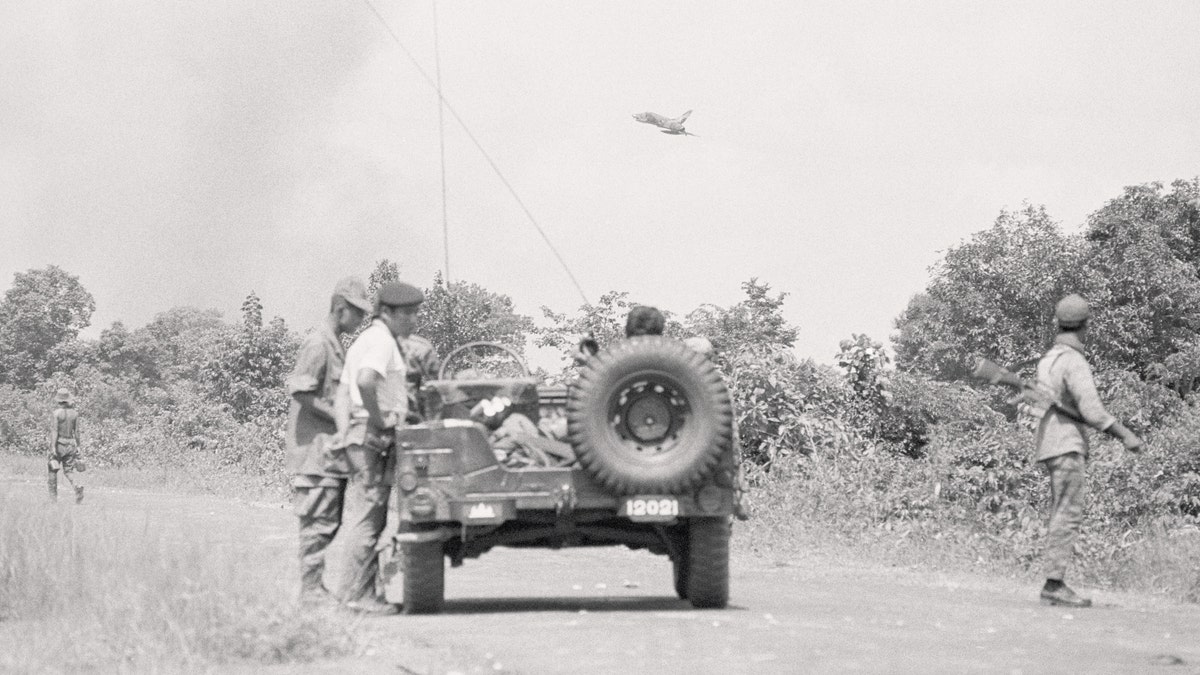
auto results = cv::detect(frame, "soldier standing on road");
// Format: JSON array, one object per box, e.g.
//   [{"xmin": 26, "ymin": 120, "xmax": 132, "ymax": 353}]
[
  {"xmin": 1032, "ymin": 294, "xmax": 1143, "ymax": 607},
  {"xmin": 336, "ymin": 280, "xmax": 424, "ymax": 614},
  {"xmin": 286, "ymin": 277, "xmax": 372, "ymax": 604},
  {"xmin": 48, "ymin": 388, "xmax": 85, "ymax": 503}
]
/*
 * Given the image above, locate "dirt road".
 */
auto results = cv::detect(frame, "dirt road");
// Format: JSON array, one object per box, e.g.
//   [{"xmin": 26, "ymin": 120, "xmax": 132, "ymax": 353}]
[{"xmin": 7, "ymin": 477, "xmax": 1200, "ymax": 674}]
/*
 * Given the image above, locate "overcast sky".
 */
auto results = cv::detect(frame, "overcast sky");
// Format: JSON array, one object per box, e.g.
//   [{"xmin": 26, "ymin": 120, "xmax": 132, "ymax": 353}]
[{"xmin": 3, "ymin": 1, "xmax": 1199, "ymax": 367}]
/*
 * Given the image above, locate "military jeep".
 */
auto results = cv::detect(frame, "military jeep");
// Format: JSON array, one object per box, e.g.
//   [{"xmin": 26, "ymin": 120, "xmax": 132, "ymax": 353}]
[{"xmin": 381, "ymin": 336, "xmax": 740, "ymax": 614}]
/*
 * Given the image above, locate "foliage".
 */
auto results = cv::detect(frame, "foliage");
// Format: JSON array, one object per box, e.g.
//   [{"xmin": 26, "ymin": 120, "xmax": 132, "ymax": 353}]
[
  {"xmin": 1082, "ymin": 180, "xmax": 1200, "ymax": 378},
  {"xmin": 421, "ymin": 272, "xmax": 536, "ymax": 358},
  {"xmin": 366, "ymin": 258, "xmax": 401, "ymax": 301},
  {"xmin": 0, "ymin": 265, "xmax": 96, "ymax": 387},
  {"xmin": 726, "ymin": 346, "xmax": 854, "ymax": 467},
  {"xmin": 535, "ymin": 291, "xmax": 684, "ymax": 365},
  {"xmin": 200, "ymin": 292, "xmax": 299, "ymax": 423},
  {"xmin": 893, "ymin": 204, "xmax": 1087, "ymax": 380},
  {"xmin": 685, "ymin": 278, "xmax": 798, "ymax": 357}
]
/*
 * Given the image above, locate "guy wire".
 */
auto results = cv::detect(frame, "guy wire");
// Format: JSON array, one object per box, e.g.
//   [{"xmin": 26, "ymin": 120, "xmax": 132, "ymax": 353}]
[{"xmin": 359, "ymin": 0, "xmax": 591, "ymax": 307}]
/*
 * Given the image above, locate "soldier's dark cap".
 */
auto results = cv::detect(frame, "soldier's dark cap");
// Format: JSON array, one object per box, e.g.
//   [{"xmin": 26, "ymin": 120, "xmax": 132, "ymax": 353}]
[{"xmin": 376, "ymin": 281, "xmax": 424, "ymax": 309}]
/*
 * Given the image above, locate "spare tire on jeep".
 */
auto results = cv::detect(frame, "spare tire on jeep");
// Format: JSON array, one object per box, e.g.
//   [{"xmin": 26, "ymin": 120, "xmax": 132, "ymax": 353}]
[{"xmin": 567, "ymin": 336, "xmax": 733, "ymax": 494}]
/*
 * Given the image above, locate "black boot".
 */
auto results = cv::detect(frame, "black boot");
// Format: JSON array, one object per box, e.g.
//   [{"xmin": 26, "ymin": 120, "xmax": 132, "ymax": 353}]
[{"xmin": 1041, "ymin": 580, "xmax": 1092, "ymax": 607}]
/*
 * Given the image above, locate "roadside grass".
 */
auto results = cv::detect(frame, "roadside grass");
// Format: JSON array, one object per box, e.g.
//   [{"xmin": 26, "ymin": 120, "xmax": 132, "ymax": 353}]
[
  {"xmin": 0, "ymin": 452, "xmax": 286, "ymax": 503},
  {"xmin": 740, "ymin": 443, "xmax": 1200, "ymax": 604},
  {"xmin": 0, "ymin": 488, "xmax": 362, "ymax": 672}
]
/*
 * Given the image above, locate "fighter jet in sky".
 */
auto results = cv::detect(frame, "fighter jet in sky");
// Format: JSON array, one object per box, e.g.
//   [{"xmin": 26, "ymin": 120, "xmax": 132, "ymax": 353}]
[{"xmin": 632, "ymin": 110, "xmax": 697, "ymax": 136}]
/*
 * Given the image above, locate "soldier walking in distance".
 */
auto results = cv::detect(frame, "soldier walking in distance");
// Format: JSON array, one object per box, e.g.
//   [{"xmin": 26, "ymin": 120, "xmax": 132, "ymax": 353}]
[
  {"xmin": 286, "ymin": 277, "xmax": 372, "ymax": 603},
  {"xmin": 336, "ymin": 280, "xmax": 424, "ymax": 614},
  {"xmin": 1033, "ymin": 294, "xmax": 1143, "ymax": 607},
  {"xmin": 48, "ymin": 388, "xmax": 85, "ymax": 503}
]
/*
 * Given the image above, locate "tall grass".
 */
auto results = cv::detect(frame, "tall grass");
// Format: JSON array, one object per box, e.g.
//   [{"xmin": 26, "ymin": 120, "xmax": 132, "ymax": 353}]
[
  {"xmin": 741, "ymin": 434, "xmax": 1200, "ymax": 603},
  {"xmin": 0, "ymin": 489, "xmax": 363, "ymax": 672}
]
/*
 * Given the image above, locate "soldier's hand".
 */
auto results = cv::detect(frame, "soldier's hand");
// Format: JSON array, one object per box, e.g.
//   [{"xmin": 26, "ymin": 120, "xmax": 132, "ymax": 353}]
[{"xmin": 365, "ymin": 426, "xmax": 395, "ymax": 451}]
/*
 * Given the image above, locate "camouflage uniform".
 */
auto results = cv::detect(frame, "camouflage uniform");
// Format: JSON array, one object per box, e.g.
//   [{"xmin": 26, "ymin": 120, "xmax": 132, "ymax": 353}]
[
  {"xmin": 48, "ymin": 390, "xmax": 85, "ymax": 503},
  {"xmin": 286, "ymin": 318, "xmax": 353, "ymax": 596},
  {"xmin": 399, "ymin": 334, "xmax": 440, "ymax": 421},
  {"xmin": 1034, "ymin": 332, "xmax": 1116, "ymax": 581}
]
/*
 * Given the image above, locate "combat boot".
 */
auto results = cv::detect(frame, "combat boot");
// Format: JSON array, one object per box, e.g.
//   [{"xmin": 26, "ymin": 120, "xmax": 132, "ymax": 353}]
[
  {"xmin": 48, "ymin": 473, "xmax": 58, "ymax": 502},
  {"xmin": 74, "ymin": 486, "xmax": 85, "ymax": 504},
  {"xmin": 343, "ymin": 595, "xmax": 399, "ymax": 616},
  {"xmin": 299, "ymin": 583, "xmax": 337, "ymax": 607},
  {"xmin": 1040, "ymin": 583, "xmax": 1092, "ymax": 608}
]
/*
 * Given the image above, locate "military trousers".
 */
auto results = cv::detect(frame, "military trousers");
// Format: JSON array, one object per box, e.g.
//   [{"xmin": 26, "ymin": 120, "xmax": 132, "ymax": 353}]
[
  {"xmin": 48, "ymin": 448, "xmax": 85, "ymax": 499},
  {"xmin": 1041, "ymin": 452, "xmax": 1086, "ymax": 581},
  {"xmin": 341, "ymin": 442, "xmax": 392, "ymax": 602},
  {"xmin": 293, "ymin": 480, "xmax": 347, "ymax": 593}
]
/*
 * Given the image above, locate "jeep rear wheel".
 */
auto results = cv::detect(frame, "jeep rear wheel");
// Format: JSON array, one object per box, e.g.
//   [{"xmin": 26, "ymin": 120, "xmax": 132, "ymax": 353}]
[
  {"xmin": 686, "ymin": 516, "xmax": 730, "ymax": 609},
  {"xmin": 568, "ymin": 336, "xmax": 733, "ymax": 495},
  {"xmin": 401, "ymin": 540, "xmax": 445, "ymax": 614}
]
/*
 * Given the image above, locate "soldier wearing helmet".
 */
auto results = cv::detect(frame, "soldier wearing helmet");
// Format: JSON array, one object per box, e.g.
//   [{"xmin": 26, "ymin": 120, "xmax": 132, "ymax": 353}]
[
  {"xmin": 48, "ymin": 387, "xmax": 86, "ymax": 503},
  {"xmin": 285, "ymin": 276, "xmax": 372, "ymax": 604},
  {"xmin": 1032, "ymin": 293, "xmax": 1143, "ymax": 608}
]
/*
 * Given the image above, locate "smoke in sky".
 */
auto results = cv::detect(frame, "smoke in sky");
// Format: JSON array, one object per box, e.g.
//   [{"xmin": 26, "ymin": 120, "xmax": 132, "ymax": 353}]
[{"xmin": 1, "ymin": 1, "xmax": 394, "ymax": 324}]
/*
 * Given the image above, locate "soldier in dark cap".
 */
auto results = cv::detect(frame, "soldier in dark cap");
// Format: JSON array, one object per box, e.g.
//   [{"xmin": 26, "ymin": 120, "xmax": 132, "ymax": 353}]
[
  {"xmin": 1032, "ymin": 294, "xmax": 1143, "ymax": 607},
  {"xmin": 625, "ymin": 305, "xmax": 666, "ymax": 337},
  {"xmin": 48, "ymin": 387, "xmax": 86, "ymax": 503},
  {"xmin": 334, "ymin": 280, "xmax": 424, "ymax": 614},
  {"xmin": 285, "ymin": 276, "xmax": 372, "ymax": 604},
  {"xmin": 574, "ymin": 305, "xmax": 666, "ymax": 364}
]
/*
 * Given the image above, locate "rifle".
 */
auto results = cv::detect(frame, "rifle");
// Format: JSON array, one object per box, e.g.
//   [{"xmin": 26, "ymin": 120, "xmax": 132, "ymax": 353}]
[
  {"xmin": 970, "ymin": 358, "xmax": 1087, "ymax": 424},
  {"xmin": 971, "ymin": 358, "xmax": 1146, "ymax": 452}
]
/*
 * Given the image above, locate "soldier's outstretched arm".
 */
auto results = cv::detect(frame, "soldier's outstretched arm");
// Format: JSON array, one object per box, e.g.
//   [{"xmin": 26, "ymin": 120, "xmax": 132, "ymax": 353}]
[{"xmin": 1105, "ymin": 421, "xmax": 1144, "ymax": 453}]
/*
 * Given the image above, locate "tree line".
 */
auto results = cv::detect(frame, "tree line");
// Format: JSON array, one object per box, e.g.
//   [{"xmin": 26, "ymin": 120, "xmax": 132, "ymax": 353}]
[{"xmin": 0, "ymin": 179, "xmax": 1198, "ymax": 523}]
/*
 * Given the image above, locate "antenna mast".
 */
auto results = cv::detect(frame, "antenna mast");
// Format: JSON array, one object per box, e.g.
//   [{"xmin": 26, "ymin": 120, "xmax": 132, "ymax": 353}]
[{"xmin": 433, "ymin": 0, "xmax": 450, "ymax": 285}]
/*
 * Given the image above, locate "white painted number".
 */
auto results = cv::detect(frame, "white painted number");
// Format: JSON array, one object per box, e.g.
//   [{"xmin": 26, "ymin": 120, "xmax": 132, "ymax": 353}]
[{"xmin": 627, "ymin": 498, "xmax": 678, "ymax": 518}]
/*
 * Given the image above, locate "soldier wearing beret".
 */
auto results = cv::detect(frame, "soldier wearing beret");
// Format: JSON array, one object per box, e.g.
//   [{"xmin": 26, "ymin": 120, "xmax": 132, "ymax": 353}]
[
  {"xmin": 335, "ymin": 280, "xmax": 424, "ymax": 614},
  {"xmin": 1032, "ymin": 294, "xmax": 1143, "ymax": 607},
  {"xmin": 285, "ymin": 277, "xmax": 371, "ymax": 603}
]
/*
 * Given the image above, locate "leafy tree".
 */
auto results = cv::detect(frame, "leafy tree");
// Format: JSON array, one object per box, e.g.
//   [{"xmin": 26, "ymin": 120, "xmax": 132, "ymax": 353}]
[
  {"xmin": 140, "ymin": 306, "xmax": 229, "ymax": 383},
  {"xmin": 1081, "ymin": 180, "xmax": 1200, "ymax": 377},
  {"xmin": 349, "ymin": 258, "xmax": 401, "ymax": 343},
  {"xmin": 0, "ymin": 265, "xmax": 96, "ymax": 387},
  {"xmin": 201, "ymin": 292, "xmax": 298, "ymax": 421},
  {"xmin": 684, "ymin": 279, "xmax": 798, "ymax": 359},
  {"xmin": 95, "ymin": 321, "xmax": 161, "ymax": 383},
  {"xmin": 535, "ymin": 291, "xmax": 683, "ymax": 371},
  {"xmin": 892, "ymin": 204, "xmax": 1087, "ymax": 380},
  {"xmin": 366, "ymin": 258, "xmax": 400, "ymax": 303},
  {"xmin": 421, "ymin": 272, "xmax": 535, "ymax": 360}
]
